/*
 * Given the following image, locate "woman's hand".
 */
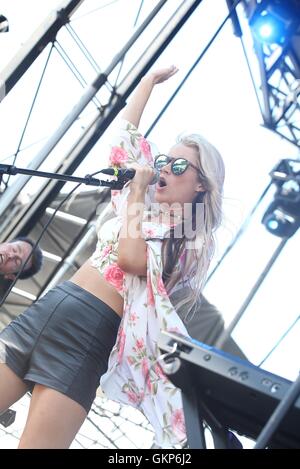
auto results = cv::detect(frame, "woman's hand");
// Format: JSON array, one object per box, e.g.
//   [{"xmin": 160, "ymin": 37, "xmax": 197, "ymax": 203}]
[
  {"xmin": 143, "ymin": 65, "xmax": 179, "ymax": 85},
  {"xmin": 122, "ymin": 65, "xmax": 178, "ymax": 128},
  {"xmin": 128, "ymin": 163, "xmax": 156, "ymax": 193}
]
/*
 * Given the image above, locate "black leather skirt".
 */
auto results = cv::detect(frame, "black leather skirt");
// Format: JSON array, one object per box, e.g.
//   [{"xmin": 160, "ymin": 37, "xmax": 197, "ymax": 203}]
[{"xmin": 0, "ymin": 281, "xmax": 120, "ymax": 413}]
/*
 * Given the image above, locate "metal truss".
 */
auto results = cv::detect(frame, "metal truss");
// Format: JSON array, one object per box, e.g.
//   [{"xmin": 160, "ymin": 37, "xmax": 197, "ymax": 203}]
[
  {"xmin": 1, "ymin": 0, "xmax": 204, "ymax": 237},
  {"xmin": 1, "ymin": 0, "xmax": 299, "ymax": 449},
  {"xmin": 240, "ymin": 0, "xmax": 300, "ymax": 147},
  {"xmin": 0, "ymin": 0, "xmax": 203, "ymax": 314}
]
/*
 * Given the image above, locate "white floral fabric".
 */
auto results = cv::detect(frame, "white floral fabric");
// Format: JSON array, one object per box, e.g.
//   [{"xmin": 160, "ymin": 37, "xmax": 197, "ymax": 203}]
[{"xmin": 91, "ymin": 119, "xmax": 190, "ymax": 447}]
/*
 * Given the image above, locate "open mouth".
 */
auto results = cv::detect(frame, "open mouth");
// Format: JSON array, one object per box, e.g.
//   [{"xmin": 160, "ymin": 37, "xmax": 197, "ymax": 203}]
[{"xmin": 158, "ymin": 177, "xmax": 167, "ymax": 188}]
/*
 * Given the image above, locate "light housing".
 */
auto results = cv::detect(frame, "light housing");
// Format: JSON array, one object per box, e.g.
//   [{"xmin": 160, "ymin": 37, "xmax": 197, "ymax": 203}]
[
  {"xmin": 0, "ymin": 14, "xmax": 9, "ymax": 33},
  {"xmin": 262, "ymin": 159, "xmax": 300, "ymax": 238}
]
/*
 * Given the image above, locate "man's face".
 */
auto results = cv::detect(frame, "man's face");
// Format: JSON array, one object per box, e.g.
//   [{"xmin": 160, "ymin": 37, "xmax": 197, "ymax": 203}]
[{"xmin": 0, "ymin": 241, "xmax": 32, "ymax": 279}]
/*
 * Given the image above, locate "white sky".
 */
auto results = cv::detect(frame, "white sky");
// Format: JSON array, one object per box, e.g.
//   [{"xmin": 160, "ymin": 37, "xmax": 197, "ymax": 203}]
[{"xmin": 0, "ymin": 0, "xmax": 299, "ymax": 449}]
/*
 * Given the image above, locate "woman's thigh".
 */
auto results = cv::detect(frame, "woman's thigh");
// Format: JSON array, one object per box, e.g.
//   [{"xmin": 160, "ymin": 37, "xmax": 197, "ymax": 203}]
[
  {"xmin": 0, "ymin": 363, "xmax": 29, "ymax": 414},
  {"xmin": 18, "ymin": 384, "xmax": 87, "ymax": 449}
]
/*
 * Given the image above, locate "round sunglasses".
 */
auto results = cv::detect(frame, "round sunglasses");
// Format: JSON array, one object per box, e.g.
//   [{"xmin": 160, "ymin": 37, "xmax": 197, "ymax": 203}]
[{"xmin": 154, "ymin": 154, "xmax": 202, "ymax": 176}]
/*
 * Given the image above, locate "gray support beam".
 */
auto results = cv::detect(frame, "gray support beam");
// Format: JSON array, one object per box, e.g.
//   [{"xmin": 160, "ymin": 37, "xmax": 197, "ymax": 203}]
[
  {"xmin": 0, "ymin": 0, "xmax": 84, "ymax": 98},
  {"xmin": 41, "ymin": 223, "xmax": 96, "ymax": 296},
  {"xmin": 0, "ymin": 0, "xmax": 169, "ymax": 226},
  {"xmin": 215, "ymin": 238, "xmax": 288, "ymax": 349},
  {"xmin": 0, "ymin": 0, "xmax": 203, "ymax": 240}
]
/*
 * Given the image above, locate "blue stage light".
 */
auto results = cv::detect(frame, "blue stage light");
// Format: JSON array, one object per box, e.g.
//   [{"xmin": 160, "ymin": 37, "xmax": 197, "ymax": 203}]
[
  {"xmin": 249, "ymin": 0, "xmax": 299, "ymax": 45},
  {"xmin": 258, "ymin": 23, "xmax": 274, "ymax": 40},
  {"xmin": 251, "ymin": 10, "xmax": 286, "ymax": 44},
  {"xmin": 266, "ymin": 218, "xmax": 279, "ymax": 231},
  {"xmin": 262, "ymin": 206, "xmax": 299, "ymax": 238}
]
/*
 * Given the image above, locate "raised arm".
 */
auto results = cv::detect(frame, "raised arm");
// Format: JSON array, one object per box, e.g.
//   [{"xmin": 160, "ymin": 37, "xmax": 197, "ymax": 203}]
[
  {"xmin": 117, "ymin": 66, "xmax": 178, "ymax": 276},
  {"xmin": 122, "ymin": 65, "xmax": 178, "ymax": 128}
]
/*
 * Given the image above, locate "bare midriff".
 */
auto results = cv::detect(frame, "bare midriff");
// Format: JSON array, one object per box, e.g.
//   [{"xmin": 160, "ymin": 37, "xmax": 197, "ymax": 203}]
[{"xmin": 69, "ymin": 260, "xmax": 124, "ymax": 317}]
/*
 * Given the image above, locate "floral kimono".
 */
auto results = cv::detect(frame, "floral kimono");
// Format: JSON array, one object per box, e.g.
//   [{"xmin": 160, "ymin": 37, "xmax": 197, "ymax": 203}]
[{"xmin": 91, "ymin": 119, "xmax": 190, "ymax": 447}]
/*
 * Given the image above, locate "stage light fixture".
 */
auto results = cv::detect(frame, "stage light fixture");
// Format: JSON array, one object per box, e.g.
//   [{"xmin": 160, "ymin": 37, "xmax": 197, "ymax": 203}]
[
  {"xmin": 262, "ymin": 159, "xmax": 300, "ymax": 238},
  {"xmin": 262, "ymin": 201, "xmax": 300, "ymax": 238},
  {"xmin": 249, "ymin": 0, "xmax": 300, "ymax": 45},
  {"xmin": 0, "ymin": 14, "xmax": 9, "ymax": 33}
]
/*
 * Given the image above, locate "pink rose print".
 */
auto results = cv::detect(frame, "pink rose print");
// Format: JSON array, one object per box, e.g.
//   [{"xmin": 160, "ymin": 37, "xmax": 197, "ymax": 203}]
[
  {"xmin": 147, "ymin": 282, "xmax": 155, "ymax": 306},
  {"xmin": 157, "ymin": 277, "xmax": 168, "ymax": 297},
  {"xmin": 109, "ymin": 146, "xmax": 128, "ymax": 166},
  {"xmin": 129, "ymin": 312, "xmax": 137, "ymax": 323},
  {"xmin": 103, "ymin": 263, "xmax": 124, "ymax": 292},
  {"xmin": 135, "ymin": 338, "xmax": 144, "ymax": 350},
  {"xmin": 155, "ymin": 363, "xmax": 166, "ymax": 380},
  {"xmin": 139, "ymin": 137, "xmax": 152, "ymax": 163},
  {"xmin": 171, "ymin": 409, "xmax": 186, "ymax": 441},
  {"xmin": 141, "ymin": 358, "xmax": 152, "ymax": 392},
  {"xmin": 126, "ymin": 389, "xmax": 140, "ymax": 404},
  {"xmin": 144, "ymin": 227, "xmax": 155, "ymax": 238},
  {"xmin": 117, "ymin": 327, "xmax": 126, "ymax": 363},
  {"xmin": 167, "ymin": 327, "xmax": 182, "ymax": 334},
  {"xmin": 141, "ymin": 357, "xmax": 149, "ymax": 378},
  {"xmin": 127, "ymin": 356, "xmax": 135, "ymax": 365},
  {"xmin": 101, "ymin": 245, "xmax": 112, "ymax": 258}
]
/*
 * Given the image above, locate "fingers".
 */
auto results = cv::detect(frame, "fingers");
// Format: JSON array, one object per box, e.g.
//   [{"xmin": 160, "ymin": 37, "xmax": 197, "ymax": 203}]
[
  {"xmin": 151, "ymin": 65, "xmax": 179, "ymax": 84},
  {"xmin": 168, "ymin": 64, "xmax": 179, "ymax": 76},
  {"xmin": 128, "ymin": 164, "xmax": 156, "ymax": 189}
]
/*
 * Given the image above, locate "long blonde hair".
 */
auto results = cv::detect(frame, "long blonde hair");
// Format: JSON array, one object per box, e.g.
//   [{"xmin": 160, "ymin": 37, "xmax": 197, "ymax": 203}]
[{"xmin": 162, "ymin": 133, "xmax": 225, "ymax": 315}]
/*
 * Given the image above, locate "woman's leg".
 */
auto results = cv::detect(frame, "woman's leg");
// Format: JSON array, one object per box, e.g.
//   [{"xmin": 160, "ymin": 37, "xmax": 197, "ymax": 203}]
[
  {"xmin": 0, "ymin": 364, "xmax": 29, "ymax": 414},
  {"xmin": 18, "ymin": 384, "xmax": 87, "ymax": 449}
]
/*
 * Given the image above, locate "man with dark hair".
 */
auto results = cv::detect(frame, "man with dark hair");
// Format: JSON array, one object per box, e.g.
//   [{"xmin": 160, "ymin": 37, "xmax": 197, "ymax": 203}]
[{"xmin": 0, "ymin": 237, "xmax": 43, "ymax": 282}]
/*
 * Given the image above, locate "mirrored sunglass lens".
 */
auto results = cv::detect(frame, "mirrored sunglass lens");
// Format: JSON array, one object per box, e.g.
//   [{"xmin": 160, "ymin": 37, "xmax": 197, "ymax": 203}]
[
  {"xmin": 172, "ymin": 159, "xmax": 188, "ymax": 175},
  {"xmin": 155, "ymin": 155, "xmax": 169, "ymax": 169}
]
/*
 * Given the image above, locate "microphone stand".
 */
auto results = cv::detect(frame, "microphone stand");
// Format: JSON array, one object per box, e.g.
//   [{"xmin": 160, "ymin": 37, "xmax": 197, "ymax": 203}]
[
  {"xmin": 0, "ymin": 164, "xmax": 127, "ymax": 190},
  {"xmin": 0, "ymin": 163, "xmax": 125, "ymax": 431}
]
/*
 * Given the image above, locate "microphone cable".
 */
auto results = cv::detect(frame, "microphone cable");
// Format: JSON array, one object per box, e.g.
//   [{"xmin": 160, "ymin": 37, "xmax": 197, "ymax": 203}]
[{"xmin": 0, "ymin": 168, "xmax": 108, "ymax": 308}]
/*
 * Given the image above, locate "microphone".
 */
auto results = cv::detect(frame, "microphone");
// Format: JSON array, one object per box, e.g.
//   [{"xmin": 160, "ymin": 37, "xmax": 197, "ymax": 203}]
[{"xmin": 101, "ymin": 167, "xmax": 159, "ymax": 185}]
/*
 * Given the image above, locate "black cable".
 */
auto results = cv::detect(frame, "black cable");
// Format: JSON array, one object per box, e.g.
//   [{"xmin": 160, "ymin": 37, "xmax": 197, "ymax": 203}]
[
  {"xmin": 70, "ymin": 0, "xmax": 120, "ymax": 22},
  {"xmin": 112, "ymin": 0, "xmax": 147, "ymax": 91},
  {"xmin": 5, "ymin": 44, "xmax": 55, "ymax": 187},
  {"xmin": 257, "ymin": 314, "xmax": 300, "ymax": 368},
  {"xmin": 65, "ymin": 23, "xmax": 115, "ymax": 93},
  {"xmin": 0, "ymin": 135, "xmax": 48, "ymax": 162},
  {"xmin": 254, "ymin": 371, "xmax": 300, "ymax": 449},
  {"xmin": 0, "ymin": 168, "xmax": 107, "ymax": 309},
  {"xmin": 54, "ymin": 41, "xmax": 103, "ymax": 110},
  {"xmin": 145, "ymin": 0, "xmax": 243, "ymax": 137},
  {"xmin": 0, "ymin": 106, "xmax": 105, "ymax": 164},
  {"xmin": 133, "ymin": 0, "xmax": 145, "ymax": 27},
  {"xmin": 206, "ymin": 182, "xmax": 272, "ymax": 283},
  {"xmin": 37, "ymin": 219, "xmax": 68, "ymax": 256},
  {"xmin": 66, "ymin": 23, "xmax": 101, "ymax": 73},
  {"xmin": 240, "ymin": 35, "xmax": 264, "ymax": 118}
]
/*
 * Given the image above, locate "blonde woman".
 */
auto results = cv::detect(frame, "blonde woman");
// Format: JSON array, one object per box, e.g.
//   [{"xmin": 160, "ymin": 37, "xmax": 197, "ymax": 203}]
[{"xmin": 0, "ymin": 66, "xmax": 225, "ymax": 448}]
